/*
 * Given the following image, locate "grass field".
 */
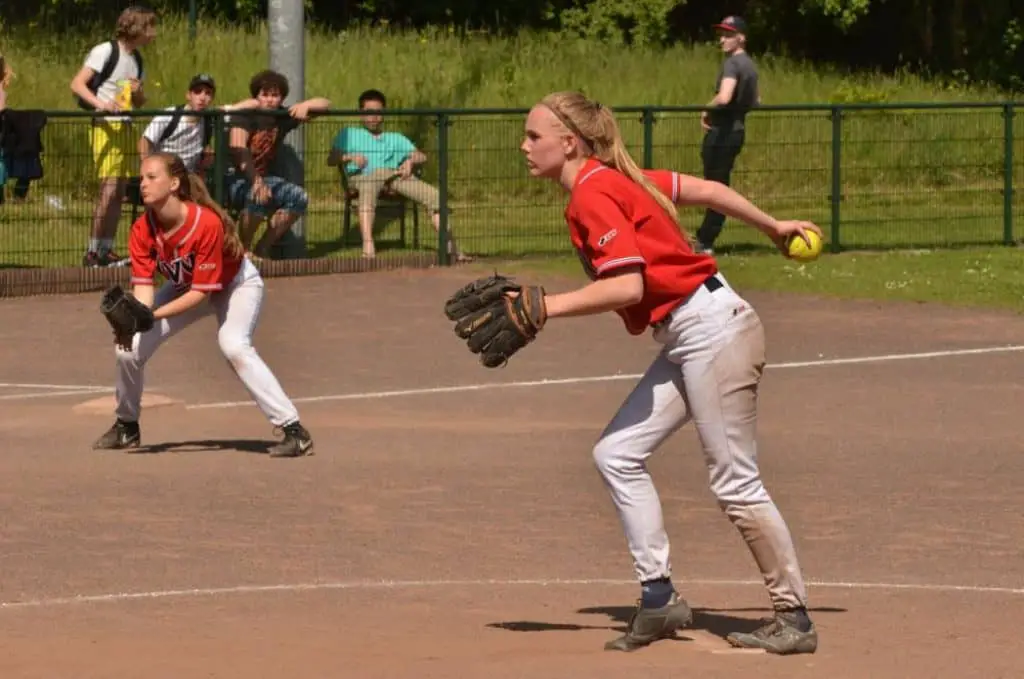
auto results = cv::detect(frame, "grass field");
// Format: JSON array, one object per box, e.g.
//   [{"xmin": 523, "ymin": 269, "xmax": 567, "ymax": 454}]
[
  {"xmin": 4, "ymin": 16, "xmax": 1012, "ymax": 112},
  {"xmin": 495, "ymin": 247, "xmax": 1024, "ymax": 313},
  {"xmin": 0, "ymin": 15, "xmax": 1022, "ymax": 282}
]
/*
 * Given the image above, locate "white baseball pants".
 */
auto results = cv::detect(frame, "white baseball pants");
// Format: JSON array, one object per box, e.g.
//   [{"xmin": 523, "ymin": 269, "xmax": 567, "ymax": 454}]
[
  {"xmin": 592, "ymin": 273, "xmax": 808, "ymax": 611},
  {"xmin": 114, "ymin": 257, "xmax": 301, "ymax": 428}
]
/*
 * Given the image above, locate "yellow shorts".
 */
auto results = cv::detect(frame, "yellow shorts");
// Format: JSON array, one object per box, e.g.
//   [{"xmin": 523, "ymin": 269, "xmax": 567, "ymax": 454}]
[{"xmin": 90, "ymin": 120, "xmax": 135, "ymax": 180}]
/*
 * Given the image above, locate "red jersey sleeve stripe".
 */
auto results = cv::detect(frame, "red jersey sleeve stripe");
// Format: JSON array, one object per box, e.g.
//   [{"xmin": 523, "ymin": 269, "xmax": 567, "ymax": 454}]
[
  {"xmin": 191, "ymin": 283, "xmax": 224, "ymax": 292},
  {"xmin": 131, "ymin": 277, "xmax": 154, "ymax": 285},
  {"xmin": 595, "ymin": 256, "xmax": 646, "ymax": 274}
]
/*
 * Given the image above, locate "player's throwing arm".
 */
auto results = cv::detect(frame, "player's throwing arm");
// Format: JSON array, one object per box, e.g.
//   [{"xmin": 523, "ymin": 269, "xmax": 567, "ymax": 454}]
[
  {"xmin": 94, "ymin": 151, "xmax": 314, "ymax": 458},
  {"xmin": 443, "ymin": 92, "xmax": 821, "ymax": 655}
]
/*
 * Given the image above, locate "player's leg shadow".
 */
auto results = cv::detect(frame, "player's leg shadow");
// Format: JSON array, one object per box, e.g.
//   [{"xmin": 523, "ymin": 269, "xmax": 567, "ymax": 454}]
[
  {"xmin": 129, "ymin": 439, "xmax": 276, "ymax": 455},
  {"xmin": 487, "ymin": 604, "xmax": 847, "ymax": 640}
]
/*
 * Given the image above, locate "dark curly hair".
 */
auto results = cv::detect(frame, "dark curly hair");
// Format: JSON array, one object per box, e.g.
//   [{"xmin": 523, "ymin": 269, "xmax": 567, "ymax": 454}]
[
  {"xmin": 249, "ymin": 70, "xmax": 290, "ymax": 100},
  {"xmin": 359, "ymin": 89, "xmax": 386, "ymax": 108}
]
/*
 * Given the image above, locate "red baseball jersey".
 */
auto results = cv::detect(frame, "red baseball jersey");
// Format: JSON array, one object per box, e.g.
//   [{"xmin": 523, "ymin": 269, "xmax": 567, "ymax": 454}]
[
  {"xmin": 129, "ymin": 202, "xmax": 242, "ymax": 294},
  {"xmin": 564, "ymin": 159, "xmax": 718, "ymax": 335}
]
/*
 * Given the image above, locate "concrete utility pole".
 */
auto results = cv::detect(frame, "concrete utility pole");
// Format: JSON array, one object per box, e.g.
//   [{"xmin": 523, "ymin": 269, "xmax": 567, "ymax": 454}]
[{"xmin": 267, "ymin": 0, "xmax": 306, "ymax": 259}]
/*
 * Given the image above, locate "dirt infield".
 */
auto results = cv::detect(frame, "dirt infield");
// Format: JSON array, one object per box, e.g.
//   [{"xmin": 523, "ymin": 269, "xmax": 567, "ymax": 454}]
[{"xmin": 0, "ymin": 268, "xmax": 1022, "ymax": 678}]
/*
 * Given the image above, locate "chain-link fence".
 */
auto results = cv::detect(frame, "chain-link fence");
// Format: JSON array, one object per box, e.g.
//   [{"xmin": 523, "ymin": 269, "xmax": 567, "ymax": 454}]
[{"xmin": 0, "ymin": 103, "xmax": 1020, "ymax": 269}]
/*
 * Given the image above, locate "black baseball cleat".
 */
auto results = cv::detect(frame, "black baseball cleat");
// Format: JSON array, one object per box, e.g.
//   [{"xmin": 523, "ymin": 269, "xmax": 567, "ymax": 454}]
[
  {"xmin": 93, "ymin": 419, "xmax": 141, "ymax": 450},
  {"xmin": 269, "ymin": 421, "xmax": 314, "ymax": 458},
  {"xmin": 726, "ymin": 609, "xmax": 818, "ymax": 654}
]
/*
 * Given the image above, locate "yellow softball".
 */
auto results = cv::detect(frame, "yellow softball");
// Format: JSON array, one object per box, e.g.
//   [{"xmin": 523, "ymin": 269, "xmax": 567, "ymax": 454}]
[{"xmin": 787, "ymin": 231, "xmax": 823, "ymax": 262}]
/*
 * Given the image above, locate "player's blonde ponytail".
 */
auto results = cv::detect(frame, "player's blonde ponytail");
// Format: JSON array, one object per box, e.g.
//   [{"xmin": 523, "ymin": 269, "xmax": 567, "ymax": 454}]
[
  {"xmin": 540, "ymin": 91, "xmax": 682, "ymax": 228},
  {"xmin": 186, "ymin": 172, "xmax": 245, "ymax": 259}
]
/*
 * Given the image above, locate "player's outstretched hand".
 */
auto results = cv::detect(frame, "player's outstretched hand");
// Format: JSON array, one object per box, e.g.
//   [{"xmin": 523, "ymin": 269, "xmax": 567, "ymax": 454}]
[{"xmin": 771, "ymin": 220, "xmax": 822, "ymax": 257}]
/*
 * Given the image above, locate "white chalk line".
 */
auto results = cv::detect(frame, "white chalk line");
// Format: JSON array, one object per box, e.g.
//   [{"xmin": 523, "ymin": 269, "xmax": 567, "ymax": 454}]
[
  {"xmin": 0, "ymin": 388, "xmax": 112, "ymax": 402},
  {"xmin": 1, "ymin": 577, "xmax": 1021, "ymax": 612},
  {"xmin": 0, "ymin": 382, "xmax": 109, "ymax": 391},
  {"xmin": 186, "ymin": 344, "xmax": 1024, "ymax": 411}
]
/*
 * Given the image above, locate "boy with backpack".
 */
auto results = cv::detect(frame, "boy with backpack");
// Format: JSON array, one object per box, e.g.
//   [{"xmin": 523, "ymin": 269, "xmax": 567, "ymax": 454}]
[
  {"xmin": 69, "ymin": 5, "xmax": 157, "ymax": 267},
  {"xmin": 138, "ymin": 74, "xmax": 218, "ymax": 175}
]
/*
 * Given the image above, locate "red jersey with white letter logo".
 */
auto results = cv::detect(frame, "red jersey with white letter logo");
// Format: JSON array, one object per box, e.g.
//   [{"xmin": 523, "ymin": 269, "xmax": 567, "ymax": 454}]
[
  {"xmin": 564, "ymin": 159, "xmax": 718, "ymax": 335},
  {"xmin": 129, "ymin": 202, "xmax": 242, "ymax": 294}
]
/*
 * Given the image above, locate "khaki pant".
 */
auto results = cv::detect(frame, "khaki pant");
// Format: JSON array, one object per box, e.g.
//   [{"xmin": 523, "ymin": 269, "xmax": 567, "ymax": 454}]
[
  {"xmin": 350, "ymin": 168, "xmax": 440, "ymax": 214},
  {"xmin": 592, "ymin": 273, "xmax": 808, "ymax": 611}
]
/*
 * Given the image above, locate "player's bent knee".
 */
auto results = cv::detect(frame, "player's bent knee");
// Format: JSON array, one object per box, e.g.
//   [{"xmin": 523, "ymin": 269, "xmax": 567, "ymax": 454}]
[
  {"xmin": 591, "ymin": 437, "xmax": 635, "ymax": 478},
  {"xmin": 218, "ymin": 340, "xmax": 249, "ymax": 361},
  {"xmin": 217, "ymin": 336, "xmax": 252, "ymax": 368}
]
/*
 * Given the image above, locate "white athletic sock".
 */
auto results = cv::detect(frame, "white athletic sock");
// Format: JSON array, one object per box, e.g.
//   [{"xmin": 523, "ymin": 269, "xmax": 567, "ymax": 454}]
[{"xmin": 88, "ymin": 238, "xmax": 102, "ymax": 253}]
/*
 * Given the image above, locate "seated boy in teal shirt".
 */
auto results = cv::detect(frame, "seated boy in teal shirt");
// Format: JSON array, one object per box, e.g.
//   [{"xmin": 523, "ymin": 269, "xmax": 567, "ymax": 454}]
[{"xmin": 328, "ymin": 89, "xmax": 469, "ymax": 261}]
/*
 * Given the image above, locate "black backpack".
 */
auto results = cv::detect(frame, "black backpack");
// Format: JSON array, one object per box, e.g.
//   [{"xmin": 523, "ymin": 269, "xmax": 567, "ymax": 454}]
[
  {"xmin": 154, "ymin": 105, "xmax": 214, "ymax": 149},
  {"xmin": 75, "ymin": 40, "xmax": 144, "ymax": 111},
  {"xmin": 126, "ymin": 108, "xmax": 216, "ymax": 207}
]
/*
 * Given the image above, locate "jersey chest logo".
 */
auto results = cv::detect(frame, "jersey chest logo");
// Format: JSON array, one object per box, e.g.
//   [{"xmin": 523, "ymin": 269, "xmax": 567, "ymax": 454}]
[{"xmin": 157, "ymin": 251, "xmax": 196, "ymax": 291}]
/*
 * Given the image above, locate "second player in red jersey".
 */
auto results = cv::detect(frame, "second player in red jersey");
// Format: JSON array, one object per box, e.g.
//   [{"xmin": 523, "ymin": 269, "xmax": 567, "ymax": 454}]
[
  {"xmin": 129, "ymin": 200, "xmax": 242, "ymax": 295},
  {"xmin": 93, "ymin": 151, "xmax": 314, "ymax": 458}
]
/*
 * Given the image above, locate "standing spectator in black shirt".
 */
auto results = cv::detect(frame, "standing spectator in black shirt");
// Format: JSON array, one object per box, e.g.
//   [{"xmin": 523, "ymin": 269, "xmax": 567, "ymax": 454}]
[{"xmin": 696, "ymin": 16, "xmax": 760, "ymax": 254}]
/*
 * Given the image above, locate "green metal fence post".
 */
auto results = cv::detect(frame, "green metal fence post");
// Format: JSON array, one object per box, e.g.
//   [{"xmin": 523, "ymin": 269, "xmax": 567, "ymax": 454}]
[
  {"xmin": 1003, "ymin": 102, "xmax": 1015, "ymax": 245},
  {"xmin": 212, "ymin": 110, "xmax": 226, "ymax": 206},
  {"xmin": 829, "ymin": 105, "xmax": 843, "ymax": 253},
  {"xmin": 437, "ymin": 112, "xmax": 451, "ymax": 266},
  {"xmin": 188, "ymin": 0, "xmax": 198, "ymax": 46},
  {"xmin": 642, "ymin": 107, "xmax": 655, "ymax": 169}
]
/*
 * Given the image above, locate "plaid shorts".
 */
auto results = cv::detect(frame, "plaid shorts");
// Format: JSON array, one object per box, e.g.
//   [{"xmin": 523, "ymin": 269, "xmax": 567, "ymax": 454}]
[{"xmin": 225, "ymin": 173, "xmax": 309, "ymax": 218}]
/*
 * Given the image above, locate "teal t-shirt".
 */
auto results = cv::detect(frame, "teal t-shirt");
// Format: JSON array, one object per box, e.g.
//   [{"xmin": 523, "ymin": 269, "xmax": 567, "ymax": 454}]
[{"xmin": 331, "ymin": 127, "xmax": 417, "ymax": 175}]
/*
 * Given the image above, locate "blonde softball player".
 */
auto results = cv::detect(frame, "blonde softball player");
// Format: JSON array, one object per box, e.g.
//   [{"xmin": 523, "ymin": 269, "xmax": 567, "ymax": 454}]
[
  {"xmin": 92, "ymin": 152, "xmax": 313, "ymax": 458},
  {"xmin": 448, "ymin": 91, "xmax": 821, "ymax": 655}
]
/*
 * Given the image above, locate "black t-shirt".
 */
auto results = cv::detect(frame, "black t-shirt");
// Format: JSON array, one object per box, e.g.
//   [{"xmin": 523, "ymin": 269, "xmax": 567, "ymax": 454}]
[
  {"xmin": 229, "ymin": 107, "xmax": 300, "ymax": 176},
  {"xmin": 710, "ymin": 52, "xmax": 759, "ymax": 128}
]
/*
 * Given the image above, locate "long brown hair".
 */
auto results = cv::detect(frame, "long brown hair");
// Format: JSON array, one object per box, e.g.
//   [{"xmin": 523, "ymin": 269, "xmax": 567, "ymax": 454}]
[
  {"xmin": 540, "ymin": 91, "xmax": 681, "ymax": 227},
  {"xmin": 148, "ymin": 152, "xmax": 245, "ymax": 259}
]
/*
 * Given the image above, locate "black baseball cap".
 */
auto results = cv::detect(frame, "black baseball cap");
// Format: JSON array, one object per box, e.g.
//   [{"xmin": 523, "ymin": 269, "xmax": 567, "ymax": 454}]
[
  {"xmin": 189, "ymin": 73, "xmax": 216, "ymax": 92},
  {"xmin": 713, "ymin": 16, "xmax": 748, "ymax": 33}
]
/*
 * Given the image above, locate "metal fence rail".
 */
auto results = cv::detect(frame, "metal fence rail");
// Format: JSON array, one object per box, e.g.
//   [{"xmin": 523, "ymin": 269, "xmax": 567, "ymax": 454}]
[{"xmin": 0, "ymin": 103, "xmax": 1019, "ymax": 269}]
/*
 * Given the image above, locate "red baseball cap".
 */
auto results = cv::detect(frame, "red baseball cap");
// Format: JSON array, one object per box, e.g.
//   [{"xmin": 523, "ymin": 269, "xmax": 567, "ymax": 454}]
[{"xmin": 713, "ymin": 16, "xmax": 748, "ymax": 33}]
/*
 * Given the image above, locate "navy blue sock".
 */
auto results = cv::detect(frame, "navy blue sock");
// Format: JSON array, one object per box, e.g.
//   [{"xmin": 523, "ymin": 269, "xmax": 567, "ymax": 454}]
[
  {"xmin": 640, "ymin": 577, "xmax": 674, "ymax": 609},
  {"xmin": 781, "ymin": 607, "xmax": 813, "ymax": 633}
]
